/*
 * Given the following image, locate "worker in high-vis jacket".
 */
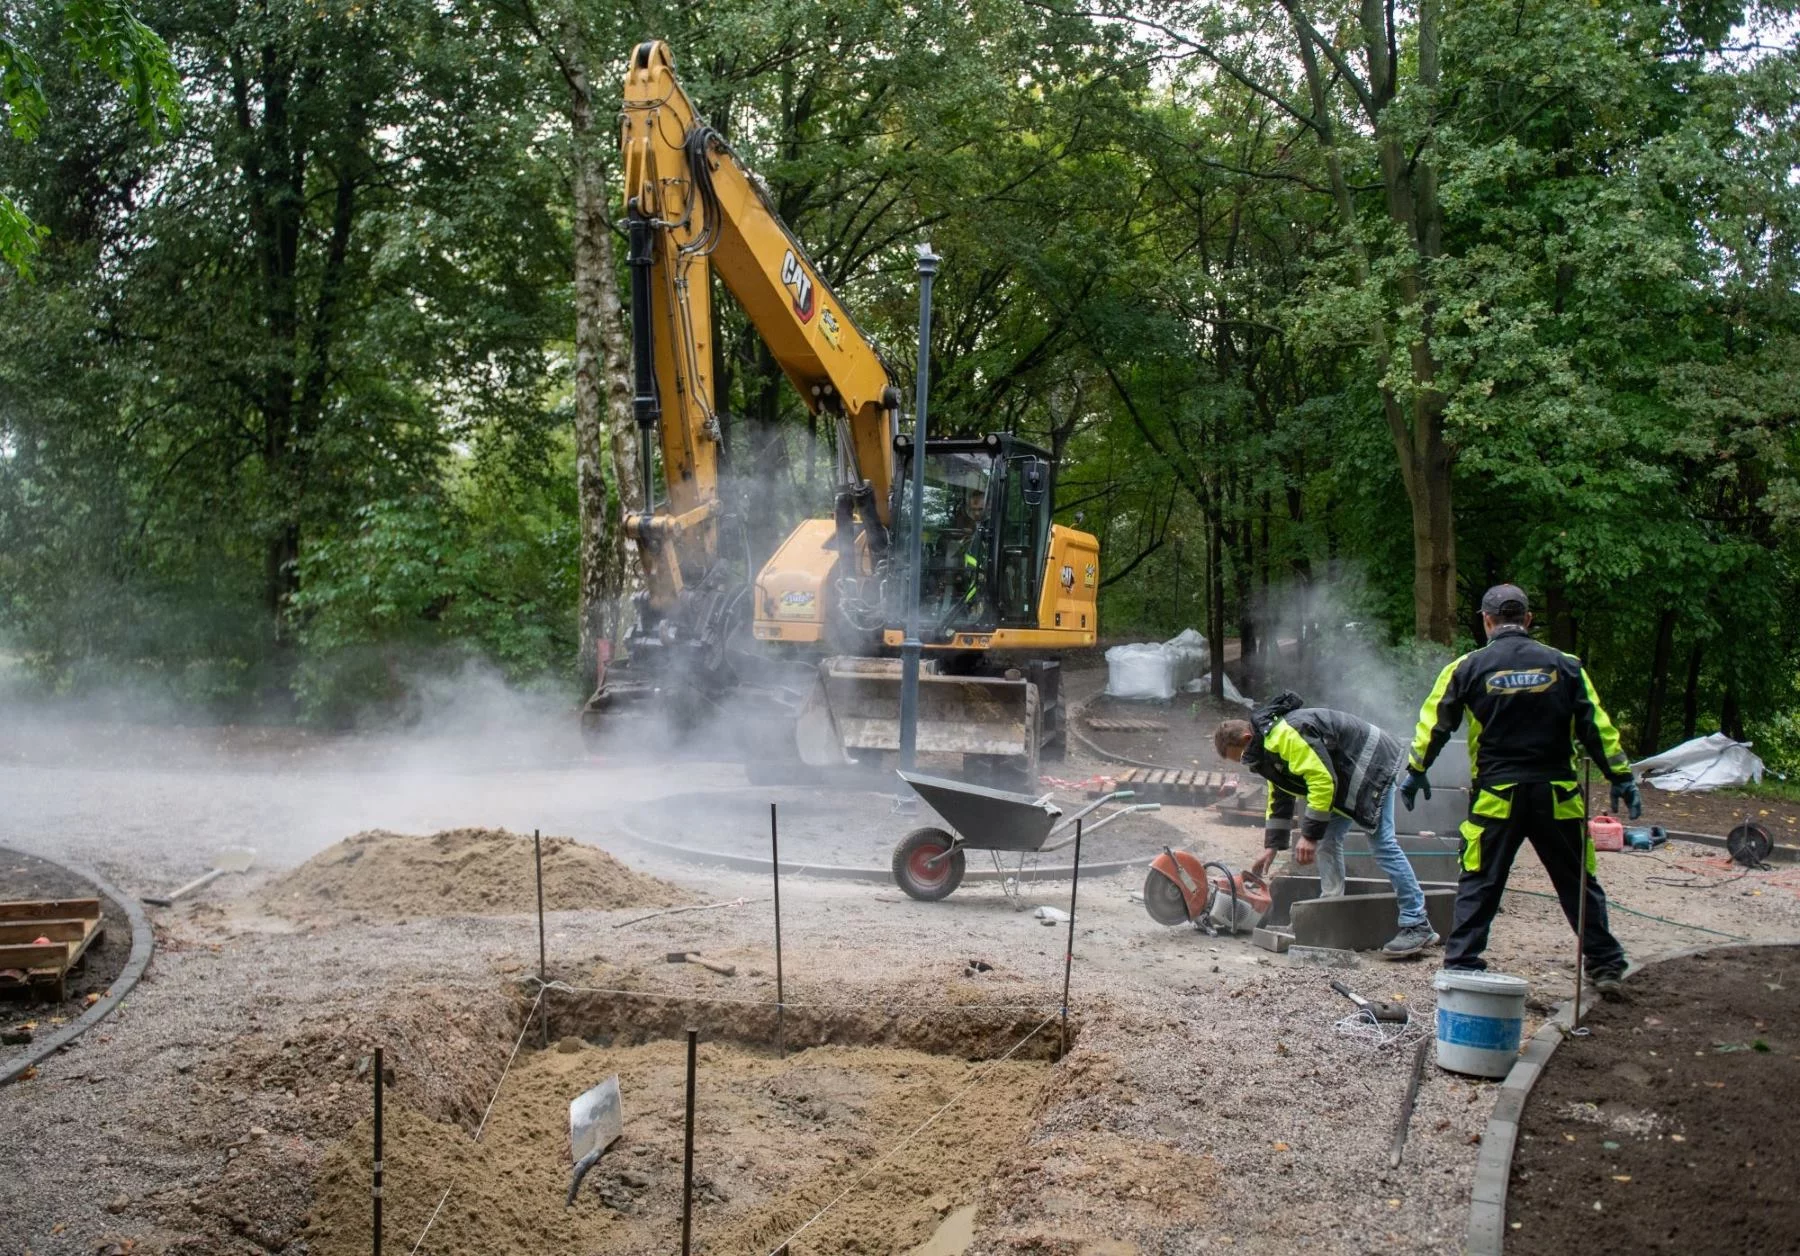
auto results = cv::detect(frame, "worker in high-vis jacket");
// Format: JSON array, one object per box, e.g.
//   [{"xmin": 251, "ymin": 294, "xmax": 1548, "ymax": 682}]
[
  {"xmin": 1214, "ymin": 693, "xmax": 1438, "ymax": 958},
  {"xmin": 1403, "ymin": 583, "xmax": 1640, "ymax": 995}
]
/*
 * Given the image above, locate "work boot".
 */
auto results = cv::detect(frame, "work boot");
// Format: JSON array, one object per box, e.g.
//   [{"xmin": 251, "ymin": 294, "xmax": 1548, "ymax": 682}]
[
  {"xmin": 1379, "ymin": 921, "xmax": 1439, "ymax": 958},
  {"xmin": 1588, "ymin": 967, "xmax": 1628, "ymax": 1001}
]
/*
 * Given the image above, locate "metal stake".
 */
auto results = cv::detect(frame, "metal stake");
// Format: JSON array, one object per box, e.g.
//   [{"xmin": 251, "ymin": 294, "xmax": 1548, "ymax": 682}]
[
  {"xmin": 372, "ymin": 1045, "xmax": 383, "ymax": 1256},
  {"xmin": 681, "ymin": 1028, "xmax": 698, "ymax": 1256},
  {"xmin": 1572, "ymin": 762, "xmax": 1591, "ymax": 1033},
  {"xmin": 897, "ymin": 242, "xmax": 940, "ymax": 777},
  {"xmin": 1388, "ymin": 1036, "xmax": 1429, "ymax": 1168},
  {"xmin": 770, "ymin": 803, "xmax": 786, "ymax": 1060},
  {"xmin": 536, "ymin": 829, "xmax": 549, "ymax": 1048},
  {"xmin": 1060, "ymin": 818, "xmax": 1083, "ymax": 1056}
]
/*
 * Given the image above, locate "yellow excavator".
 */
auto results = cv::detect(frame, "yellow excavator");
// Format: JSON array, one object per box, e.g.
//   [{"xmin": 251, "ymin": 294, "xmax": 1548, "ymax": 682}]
[{"xmin": 583, "ymin": 40, "xmax": 1100, "ymax": 779}]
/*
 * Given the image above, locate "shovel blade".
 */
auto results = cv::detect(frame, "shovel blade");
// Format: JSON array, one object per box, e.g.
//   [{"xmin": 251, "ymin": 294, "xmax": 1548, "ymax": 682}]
[
  {"xmin": 212, "ymin": 848, "xmax": 256, "ymax": 874},
  {"xmin": 570, "ymin": 1074, "xmax": 623, "ymax": 1161}
]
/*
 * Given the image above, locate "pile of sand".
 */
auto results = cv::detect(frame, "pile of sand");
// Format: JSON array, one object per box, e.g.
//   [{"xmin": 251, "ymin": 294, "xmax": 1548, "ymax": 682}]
[{"xmin": 262, "ymin": 828, "xmax": 687, "ymax": 922}]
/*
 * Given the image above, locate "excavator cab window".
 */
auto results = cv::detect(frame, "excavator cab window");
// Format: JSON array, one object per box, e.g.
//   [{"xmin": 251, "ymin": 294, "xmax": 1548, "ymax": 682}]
[
  {"xmin": 994, "ymin": 453, "xmax": 1051, "ymax": 626},
  {"xmin": 892, "ymin": 448, "xmax": 999, "ymax": 636}
]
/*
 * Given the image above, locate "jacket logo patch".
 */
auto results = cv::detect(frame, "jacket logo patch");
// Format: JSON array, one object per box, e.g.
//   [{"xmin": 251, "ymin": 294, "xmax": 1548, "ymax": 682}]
[{"xmin": 1486, "ymin": 669, "xmax": 1555, "ymax": 694}]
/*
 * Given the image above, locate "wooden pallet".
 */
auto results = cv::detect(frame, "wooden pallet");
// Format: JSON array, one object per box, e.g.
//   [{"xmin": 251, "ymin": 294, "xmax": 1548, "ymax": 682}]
[
  {"xmin": 1091, "ymin": 767, "xmax": 1244, "ymax": 806},
  {"xmin": 1084, "ymin": 717, "xmax": 1170, "ymax": 734},
  {"xmin": 0, "ymin": 897, "xmax": 104, "ymax": 1002}
]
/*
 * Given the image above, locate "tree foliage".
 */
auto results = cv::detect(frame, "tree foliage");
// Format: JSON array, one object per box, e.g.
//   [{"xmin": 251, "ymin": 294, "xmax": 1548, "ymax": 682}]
[{"xmin": 0, "ymin": 0, "xmax": 1796, "ymax": 759}]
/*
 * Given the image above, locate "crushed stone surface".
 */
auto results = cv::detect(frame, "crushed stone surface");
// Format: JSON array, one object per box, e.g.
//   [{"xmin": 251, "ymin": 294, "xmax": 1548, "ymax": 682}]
[{"xmin": 5, "ymin": 665, "xmax": 1800, "ymax": 1255}]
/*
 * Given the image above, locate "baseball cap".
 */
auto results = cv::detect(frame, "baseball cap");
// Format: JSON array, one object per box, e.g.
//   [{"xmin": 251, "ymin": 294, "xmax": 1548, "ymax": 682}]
[{"xmin": 1480, "ymin": 583, "xmax": 1530, "ymax": 615}]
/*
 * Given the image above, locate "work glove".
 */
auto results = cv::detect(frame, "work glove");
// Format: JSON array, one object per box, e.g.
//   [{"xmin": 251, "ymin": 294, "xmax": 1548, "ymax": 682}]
[
  {"xmin": 1610, "ymin": 777, "xmax": 1642, "ymax": 820},
  {"xmin": 1400, "ymin": 768, "xmax": 1432, "ymax": 811}
]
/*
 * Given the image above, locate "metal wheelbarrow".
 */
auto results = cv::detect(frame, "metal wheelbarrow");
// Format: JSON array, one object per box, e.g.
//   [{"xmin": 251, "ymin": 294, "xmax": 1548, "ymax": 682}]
[{"xmin": 890, "ymin": 770, "xmax": 1160, "ymax": 901}]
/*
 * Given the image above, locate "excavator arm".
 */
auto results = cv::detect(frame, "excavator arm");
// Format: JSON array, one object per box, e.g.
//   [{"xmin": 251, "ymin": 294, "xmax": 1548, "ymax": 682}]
[
  {"xmin": 589, "ymin": 39, "xmax": 1099, "ymax": 780},
  {"xmin": 618, "ymin": 39, "xmax": 899, "ymax": 619}
]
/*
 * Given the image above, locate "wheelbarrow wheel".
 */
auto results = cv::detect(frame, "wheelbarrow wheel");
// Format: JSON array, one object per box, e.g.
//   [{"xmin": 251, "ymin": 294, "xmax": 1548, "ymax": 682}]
[{"xmin": 892, "ymin": 827, "xmax": 966, "ymax": 901}]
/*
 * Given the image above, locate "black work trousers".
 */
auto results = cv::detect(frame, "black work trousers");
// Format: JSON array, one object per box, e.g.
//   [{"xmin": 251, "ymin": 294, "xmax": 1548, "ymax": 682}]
[{"xmin": 1444, "ymin": 779, "xmax": 1626, "ymax": 973}]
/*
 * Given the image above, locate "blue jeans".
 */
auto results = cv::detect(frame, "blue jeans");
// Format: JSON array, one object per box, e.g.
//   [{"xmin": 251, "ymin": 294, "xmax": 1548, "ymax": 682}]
[{"xmin": 1319, "ymin": 783, "xmax": 1428, "ymax": 927}]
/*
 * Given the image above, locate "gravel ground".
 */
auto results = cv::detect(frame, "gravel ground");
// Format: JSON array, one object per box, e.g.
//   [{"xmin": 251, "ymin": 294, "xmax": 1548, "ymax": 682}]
[{"xmin": 4, "ymin": 669, "xmax": 1799, "ymax": 1256}]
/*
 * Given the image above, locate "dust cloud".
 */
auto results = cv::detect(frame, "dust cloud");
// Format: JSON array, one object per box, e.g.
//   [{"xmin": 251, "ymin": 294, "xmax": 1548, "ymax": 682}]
[
  {"xmin": 1241, "ymin": 572, "xmax": 1465, "ymax": 778},
  {"xmin": 0, "ymin": 642, "xmax": 774, "ymax": 885}
]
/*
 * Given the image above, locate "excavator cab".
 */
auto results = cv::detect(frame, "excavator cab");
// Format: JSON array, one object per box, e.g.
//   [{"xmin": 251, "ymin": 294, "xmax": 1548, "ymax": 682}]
[{"xmin": 892, "ymin": 434, "xmax": 1054, "ymax": 641}]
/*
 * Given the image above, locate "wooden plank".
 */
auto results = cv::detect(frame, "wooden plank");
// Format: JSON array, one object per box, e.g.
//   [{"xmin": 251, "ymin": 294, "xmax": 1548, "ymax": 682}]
[
  {"xmin": 65, "ymin": 921, "xmax": 102, "ymax": 971},
  {"xmin": 1119, "ymin": 768, "xmax": 1142, "ymax": 784},
  {"xmin": 0, "ymin": 919, "xmax": 91, "ymax": 946},
  {"xmin": 0, "ymin": 898, "xmax": 101, "ymax": 923},
  {"xmin": 0, "ymin": 942, "xmax": 72, "ymax": 972}
]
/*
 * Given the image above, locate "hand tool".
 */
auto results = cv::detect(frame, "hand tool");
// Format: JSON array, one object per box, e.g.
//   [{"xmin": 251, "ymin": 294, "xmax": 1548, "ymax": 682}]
[
  {"xmin": 142, "ymin": 848, "xmax": 255, "ymax": 906},
  {"xmin": 565, "ymin": 1074, "xmax": 624, "ymax": 1206},
  {"xmin": 1330, "ymin": 979, "xmax": 1410, "ymax": 1023}
]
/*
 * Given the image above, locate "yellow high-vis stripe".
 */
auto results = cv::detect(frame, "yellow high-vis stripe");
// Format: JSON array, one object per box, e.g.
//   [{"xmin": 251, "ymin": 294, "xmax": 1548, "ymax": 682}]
[
  {"xmin": 1410, "ymin": 653, "xmax": 1469, "ymax": 772},
  {"xmin": 1266, "ymin": 718, "xmax": 1336, "ymax": 816},
  {"xmin": 1581, "ymin": 669, "xmax": 1630, "ymax": 772}
]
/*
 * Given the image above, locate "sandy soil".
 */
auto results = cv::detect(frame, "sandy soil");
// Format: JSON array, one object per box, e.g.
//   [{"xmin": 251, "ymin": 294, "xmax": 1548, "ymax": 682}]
[
  {"xmin": 261, "ymin": 828, "xmax": 687, "ymax": 924},
  {"xmin": 4, "ymin": 664, "xmax": 1799, "ymax": 1255},
  {"xmin": 310, "ymin": 1040, "xmax": 1047, "ymax": 1256}
]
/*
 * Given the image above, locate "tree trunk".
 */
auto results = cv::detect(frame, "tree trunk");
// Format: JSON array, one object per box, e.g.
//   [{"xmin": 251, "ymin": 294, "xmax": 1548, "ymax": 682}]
[
  {"xmin": 1288, "ymin": 0, "xmax": 1457, "ymax": 644},
  {"xmin": 1720, "ymin": 686, "xmax": 1743, "ymax": 743},
  {"xmin": 1401, "ymin": 434, "xmax": 1456, "ymax": 643},
  {"xmin": 1208, "ymin": 502, "xmax": 1226, "ymax": 702},
  {"xmin": 1682, "ymin": 644, "xmax": 1703, "ymax": 740},
  {"xmin": 1542, "ymin": 580, "xmax": 1577, "ymax": 652},
  {"xmin": 1641, "ymin": 609, "xmax": 1676, "ymax": 755},
  {"xmin": 594, "ymin": 212, "xmax": 643, "ymax": 635},
  {"xmin": 565, "ymin": 31, "xmax": 639, "ymax": 682}
]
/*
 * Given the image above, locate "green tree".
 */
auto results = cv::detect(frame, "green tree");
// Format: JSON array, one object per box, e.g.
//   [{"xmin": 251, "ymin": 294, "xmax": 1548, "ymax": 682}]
[{"xmin": 1, "ymin": 0, "xmax": 179, "ymax": 272}]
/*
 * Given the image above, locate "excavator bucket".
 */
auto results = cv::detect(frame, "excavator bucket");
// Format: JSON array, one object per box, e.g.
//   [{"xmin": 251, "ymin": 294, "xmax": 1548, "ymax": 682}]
[{"xmin": 795, "ymin": 657, "xmax": 1041, "ymax": 774}]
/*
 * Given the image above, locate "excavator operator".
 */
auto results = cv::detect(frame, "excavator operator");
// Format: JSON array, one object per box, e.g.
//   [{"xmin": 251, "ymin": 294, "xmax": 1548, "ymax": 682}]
[{"xmin": 944, "ymin": 487, "xmax": 991, "ymax": 626}]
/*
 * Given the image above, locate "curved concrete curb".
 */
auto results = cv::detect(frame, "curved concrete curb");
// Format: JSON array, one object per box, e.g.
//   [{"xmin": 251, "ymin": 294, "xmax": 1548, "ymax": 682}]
[
  {"xmin": 614, "ymin": 828, "xmax": 1148, "ymax": 886},
  {"xmin": 1066, "ymin": 694, "xmax": 1173, "ymax": 771},
  {"xmin": 1465, "ymin": 1005, "xmax": 1577, "ymax": 1254},
  {"xmin": 1465, "ymin": 938, "xmax": 1800, "ymax": 1253},
  {"xmin": 0, "ymin": 848, "xmax": 155, "ymax": 1087}
]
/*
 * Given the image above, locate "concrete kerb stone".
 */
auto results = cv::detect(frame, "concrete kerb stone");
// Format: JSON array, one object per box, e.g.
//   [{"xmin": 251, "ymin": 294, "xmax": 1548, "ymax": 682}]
[
  {"xmin": 1286, "ymin": 945, "xmax": 1359, "ymax": 968},
  {"xmin": 1463, "ymin": 938, "xmax": 1800, "ymax": 1255},
  {"xmin": 1289, "ymin": 888, "xmax": 1457, "ymax": 951},
  {"xmin": 1464, "ymin": 1009, "xmax": 1570, "ymax": 1254}
]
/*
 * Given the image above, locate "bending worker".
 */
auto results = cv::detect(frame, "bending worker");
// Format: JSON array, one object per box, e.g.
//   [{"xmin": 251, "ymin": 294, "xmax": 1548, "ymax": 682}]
[
  {"xmin": 1215, "ymin": 693, "xmax": 1438, "ymax": 957},
  {"xmin": 1403, "ymin": 583, "xmax": 1640, "ymax": 996}
]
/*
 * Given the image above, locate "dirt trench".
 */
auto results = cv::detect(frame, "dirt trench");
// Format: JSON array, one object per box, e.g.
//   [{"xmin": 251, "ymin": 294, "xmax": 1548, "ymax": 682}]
[{"xmin": 304, "ymin": 989, "xmax": 1066, "ymax": 1256}]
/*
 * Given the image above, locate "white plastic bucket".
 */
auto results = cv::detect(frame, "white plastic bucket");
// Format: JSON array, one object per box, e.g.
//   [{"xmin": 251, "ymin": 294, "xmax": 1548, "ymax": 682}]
[{"xmin": 1433, "ymin": 970, "xmax": 1529, "ymax": 1077}]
